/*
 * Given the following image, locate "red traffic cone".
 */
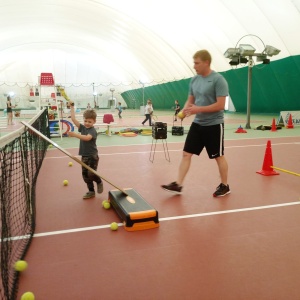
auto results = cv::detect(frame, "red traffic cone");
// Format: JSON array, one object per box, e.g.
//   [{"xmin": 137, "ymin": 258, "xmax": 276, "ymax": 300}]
[
  {"xmin": 235, "ymin": 125, "xmax": 247, "ymax": 133},
  {"xmin": 286, "ymin": 114, "xmax": 294, "ymax": 129},
  {"xmin": 256, "ymin": 140, "xmax": 279, "ymax": 176},
  {"xmin": 271, "ymin": 118, "xmax": 277, "ymax": 132}
]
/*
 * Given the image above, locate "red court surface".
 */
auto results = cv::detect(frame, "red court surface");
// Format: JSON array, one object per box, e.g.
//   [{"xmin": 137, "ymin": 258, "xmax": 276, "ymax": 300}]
[{"xmin": 17, "ymin": 136, "xmax": 300, "ymax": 300}]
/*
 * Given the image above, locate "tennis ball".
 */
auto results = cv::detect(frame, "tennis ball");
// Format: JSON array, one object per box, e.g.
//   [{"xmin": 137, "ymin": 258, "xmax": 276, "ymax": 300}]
[
  {"xmin": 103, "ymin": 202, "xmax": 111, "ymax": 209},
  {"xmin": 102, "ymin": 199, "xmax": 109, "ymax": 207},
  {"xmin": 63, "ymin": 180, "xmax": 69, "ymax": 186},
  {"xmin": 14, "ymin": 260, "xmax": 28, "ymax": 272},
  {"xmin": 68, "ymin": 162, "xmax": 73, "ymax": 167},
  {"xmin": 21, "ymin": 291, "xmax": 35, "ymax": 300},
  {"xmin": 110, "ymin": 222, "xmax": 118, "ymax": 231},
  {"xmin": 177, "ymin": 111, "xmax": 185, "ymax": 120}
]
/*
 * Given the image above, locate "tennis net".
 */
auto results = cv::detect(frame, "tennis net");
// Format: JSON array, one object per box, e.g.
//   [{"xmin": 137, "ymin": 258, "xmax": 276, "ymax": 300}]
[{"xmin": 0, "ymin": 109, "xmax": 49, "ymax": 300}]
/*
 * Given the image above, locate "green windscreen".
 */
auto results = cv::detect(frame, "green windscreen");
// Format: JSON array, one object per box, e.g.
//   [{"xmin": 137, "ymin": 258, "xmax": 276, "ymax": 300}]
[{"xmin": 121, "ymin": 55, "xmax": 300, "ymax": 113}]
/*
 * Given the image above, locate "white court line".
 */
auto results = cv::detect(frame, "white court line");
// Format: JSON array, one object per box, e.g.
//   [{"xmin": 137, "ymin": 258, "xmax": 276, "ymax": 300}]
[
  {"xmin": 45, "ymin": 141, "xmax": 299, "ymax": 159},
  {"xmin": 159, "ymin": 201, "xmax": 300, "ymax": 222},
  {"xmin": 2, "ymin": 201, "xmax": 298, "ymax": 242}
]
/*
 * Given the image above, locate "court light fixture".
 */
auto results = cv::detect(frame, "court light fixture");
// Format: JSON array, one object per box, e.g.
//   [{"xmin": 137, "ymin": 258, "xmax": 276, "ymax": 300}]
[
  {"xmin": 224, "ymin": 34, "xmax": 281, "ymax": 130},
  {"xmin": 256, "ymin": 54, "xmax": 267, "ymax": 62},
  {"xmin": 263, "ymin": 45, "xmax": 281, "ymax": 57},
  {"xmin": 239, "ymin": 57, "xmax": 248, "ymax": 64},
  {"xmin": 224, "ymin": 48, "xmax": 239, "ymax": 59},
  {"xmin": 239, "ymin": 44, "xmax": 256, "ymax": 56},
  {"xmin": 229, "ymin": 56, "xmax": 239, "ymax": 66}
]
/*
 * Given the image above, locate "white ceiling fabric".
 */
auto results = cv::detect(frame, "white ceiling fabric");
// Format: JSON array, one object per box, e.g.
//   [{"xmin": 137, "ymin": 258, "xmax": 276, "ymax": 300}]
[{"xmin": 0, "ymin": 0, "xmax": 300, "ymax": 96}]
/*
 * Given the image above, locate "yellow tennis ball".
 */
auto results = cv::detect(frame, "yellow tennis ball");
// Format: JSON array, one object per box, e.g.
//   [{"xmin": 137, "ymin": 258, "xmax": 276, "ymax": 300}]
[
  {"xmin": 68, "ymin": 162, "xmax": 73, "ymax": 167},
  {"xmin": 63, "ymin": 180, "xmax": 69, "ymax": 186},
  {"xmin": 21, "ymin": 291, "xmax": 35, "ymax": 300},
  {"xmin": 103, "ymin": 202, "xmax": 111, "ymax": 209},
  {"xmin": 14, "ymin": 260, "xmax": 28, "ymax": 272},
  {"xmin": 102, "ymin": 200, "xmax": 109, "ymax": 207},
  {"xmin": 110, "ymin": 222, "xmax": 118, "ymax": 231},
  {"xmin": 177, "ymin": 111, "xmax": 185, "ymax": 120}
]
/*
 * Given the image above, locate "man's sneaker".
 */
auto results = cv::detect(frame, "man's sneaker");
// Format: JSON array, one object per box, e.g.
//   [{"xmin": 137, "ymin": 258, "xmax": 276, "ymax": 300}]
[
  {"xmin": 213, "ymin": 183, "xmax": 230, "ymax": 197},
  {"xmin": 97, "ymin": 182, "xmax": 103, "ymax": 194},
  {"xmin": 161, "ymin": 182, "xmax": 182, "ymax": 194},
  {"xmin": 83, "ymin": 191, "xmax": 95, "ymax": 199}
]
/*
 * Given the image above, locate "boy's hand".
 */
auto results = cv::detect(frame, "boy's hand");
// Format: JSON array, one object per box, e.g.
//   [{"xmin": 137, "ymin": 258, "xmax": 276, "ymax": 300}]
[{"xmin": 67, "ymin": 131, "xmax": 75, "ymax": 137}]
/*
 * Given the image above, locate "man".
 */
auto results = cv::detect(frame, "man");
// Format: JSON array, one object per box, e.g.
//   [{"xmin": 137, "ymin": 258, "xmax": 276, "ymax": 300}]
[{"xmin": 161, "ymin": 49, "xmax": 230, "ymax": 197}]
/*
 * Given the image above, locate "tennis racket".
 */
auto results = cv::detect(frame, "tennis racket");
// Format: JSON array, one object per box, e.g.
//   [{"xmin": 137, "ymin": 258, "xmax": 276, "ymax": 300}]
[{"xmin": 150, "ymin": 112, "xmax": 158, "ymax": 121}]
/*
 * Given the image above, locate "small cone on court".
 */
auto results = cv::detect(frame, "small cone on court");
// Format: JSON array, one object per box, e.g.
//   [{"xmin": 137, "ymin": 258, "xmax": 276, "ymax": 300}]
[
  {"xmin": 256, "ymin": 140, "xmax": 279, "ymax": 176},
  {"xmin": 286, "ymin": 114, "xmax": 294, "ymax": 129},
  {"xmin": 235, "ymin": 125, "xmax": 247, "ymax": 133},
  {"xmin": 271, "ymin": 118, "xmax": 277, "ymax": 132}
]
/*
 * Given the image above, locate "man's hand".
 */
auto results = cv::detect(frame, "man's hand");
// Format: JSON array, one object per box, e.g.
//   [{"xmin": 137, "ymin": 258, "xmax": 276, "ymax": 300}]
[{"xmin": 183, "ymin": 104, "xmax": 199, "ymax": 117}]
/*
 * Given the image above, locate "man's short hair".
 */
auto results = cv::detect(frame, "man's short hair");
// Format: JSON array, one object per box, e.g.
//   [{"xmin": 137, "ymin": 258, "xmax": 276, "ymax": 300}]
[{"xmin": 193, "ymin": 50, "xmax": 212, "ymax": 65}]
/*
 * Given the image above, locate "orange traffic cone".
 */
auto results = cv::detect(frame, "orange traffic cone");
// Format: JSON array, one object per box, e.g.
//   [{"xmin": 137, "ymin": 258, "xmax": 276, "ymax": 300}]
[
  {"xmin": 256, "ymin": 140, "xmax": 279, "ymax": 176},
  {"xmin": 271, "ymin": 118, "xmax": 277, "ymax": 132},
  {"xmin": 286, "ymin": 114, "xmax": 294, "ymax": 129}
]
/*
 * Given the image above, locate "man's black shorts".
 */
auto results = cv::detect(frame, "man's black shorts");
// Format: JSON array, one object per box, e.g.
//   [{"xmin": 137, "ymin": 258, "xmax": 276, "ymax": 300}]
[{"xmin": 183, "ymin": 122, "xmax": 224, "ymax": 159}]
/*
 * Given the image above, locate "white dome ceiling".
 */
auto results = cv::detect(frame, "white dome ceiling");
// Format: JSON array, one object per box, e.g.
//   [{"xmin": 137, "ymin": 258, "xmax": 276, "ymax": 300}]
[{"xmin": 0, "ymin": 0, "xmax": 300, "ymax": 96}]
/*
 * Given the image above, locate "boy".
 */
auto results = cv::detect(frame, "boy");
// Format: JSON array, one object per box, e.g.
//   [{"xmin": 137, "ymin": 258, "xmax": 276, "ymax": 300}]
[
  {"xmin": 174, "ymin": 100, "xmax": 181, "ymax": 121},
  {"xmin": 117, "ymin": 102, "xmax": 123, "ymax": 118},
  {"xmin": 68, "ymin": 101, "xmax": 103, "ymax": 199}
]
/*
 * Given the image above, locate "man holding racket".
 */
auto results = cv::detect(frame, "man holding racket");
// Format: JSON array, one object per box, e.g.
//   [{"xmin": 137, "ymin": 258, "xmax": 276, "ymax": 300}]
[
  {"xmin": 68, "ymin": 101, "xmax": 103, "ymax": 199},
  {"xmin": 161, "ymin": 49, "xmax": 230, "ymax": 197}
]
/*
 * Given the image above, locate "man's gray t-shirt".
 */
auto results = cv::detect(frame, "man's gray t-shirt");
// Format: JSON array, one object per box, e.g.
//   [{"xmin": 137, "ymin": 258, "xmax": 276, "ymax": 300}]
[
  {"xmin": 189, "ymin": 71, "xmax": 229, "ymax": 126},
  {"xmin": 78, "ymin": 124, "xmax": 98, "ymax": 156}
]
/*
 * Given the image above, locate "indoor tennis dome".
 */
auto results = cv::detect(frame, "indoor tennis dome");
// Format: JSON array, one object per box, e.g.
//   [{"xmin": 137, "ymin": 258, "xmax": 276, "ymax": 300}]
[{"xmin": 0, "ymin": 0, "xmax": 300, "ymax": 113}]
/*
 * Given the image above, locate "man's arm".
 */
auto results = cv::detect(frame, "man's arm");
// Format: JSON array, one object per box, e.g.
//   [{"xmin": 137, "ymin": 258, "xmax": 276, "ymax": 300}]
[{"xmin": 184, "ymin": 96, "xmax": 226, "ymax": 116}]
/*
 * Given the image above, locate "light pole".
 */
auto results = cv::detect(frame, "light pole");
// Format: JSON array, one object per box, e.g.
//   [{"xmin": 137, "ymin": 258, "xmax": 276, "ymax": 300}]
[
  {"xmin": 139, "ymin": 80, "xmax": 145, "ymax": 116},
  {"xmin": 98, "ymin": 93, "xmax": 102, "ymax": 108},
  {"xmin": 139, "ymin": 81, "xmax": 145, "ymax": 107},
  {"xmin": 110, "ymin": 88, "xmax": 115, "ymax": 109},
  {"xmin": 142, "ymin": 83, "xmax": 145, "ymax": 107},
  {"xmin": 92, "ymin": 83, "xmax": 97, "ymax": 109},
  {"xmin": 224, "ymin": 35, "xmax": 280, "ymax": 129}
]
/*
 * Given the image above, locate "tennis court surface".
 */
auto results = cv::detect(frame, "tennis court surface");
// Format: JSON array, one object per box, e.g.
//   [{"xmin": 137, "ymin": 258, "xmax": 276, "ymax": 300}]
[{"xmin": 1, "ymin": 111, "xmax": 300, "ymax": 300}]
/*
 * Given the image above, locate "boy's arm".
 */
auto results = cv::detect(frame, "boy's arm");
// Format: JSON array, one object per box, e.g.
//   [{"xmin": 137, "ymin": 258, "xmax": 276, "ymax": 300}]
[
  {"xmin": 68, "ymin": 131, "xmax": 93, "ymax": 141},
  {"xmin": 70, "ymin": 102, "xmax": 80, "ymax": 128}
]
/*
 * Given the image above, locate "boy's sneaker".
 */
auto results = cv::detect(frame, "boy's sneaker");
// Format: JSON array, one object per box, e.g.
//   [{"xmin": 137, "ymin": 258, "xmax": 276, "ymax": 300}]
[
  {"xmin": 97, "ymin": 182, "xmax": 103, "ymax": 194},
  {"xmin": 83, "ymin": 191, "xmax": 95, "ymax": 199},
  {"xmin": 161, "ymin": 182, "xmax": 182, "ymax": 194},
  {"xmin": 213, "ymin": 183, "xmax": 230, "ymax": 197}
]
